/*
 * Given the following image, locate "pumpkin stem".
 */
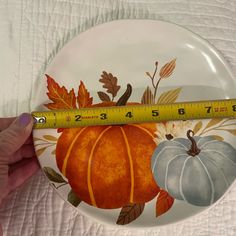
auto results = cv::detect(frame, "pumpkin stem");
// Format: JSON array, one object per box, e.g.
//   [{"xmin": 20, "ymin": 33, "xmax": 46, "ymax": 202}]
[
  {"xmin": 116, "ymin": 84, "xmax": 132, "ymax": 106},
  {"xmin": 186, "ymin": 130, "xmax": 201, "ymax": 156}
]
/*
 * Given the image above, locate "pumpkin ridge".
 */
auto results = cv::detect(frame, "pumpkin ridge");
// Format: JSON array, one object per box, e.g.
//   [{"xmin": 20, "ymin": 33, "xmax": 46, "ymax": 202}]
[
  {"xmin": 172, "ymin": 140, "xmax": 189, "ymax": 150},
  {"xmin": 201, "ymin": 149, "xmax": 236, "ymax": 167},
  {"xmin": 62, "ymin": 127, "xmax": 88, "ymax": 176},
  {"xmin": 179, "ymin": 156, "xmax": 192, "ymax": 202},
  {"xmin": 152, "ymin": 146, "xmax": 187, "ymax": 172},
  {"xmin": 199, "ymin": 155, "xmax": 230, "ymax": 187},
  {"xmin": 120, "ymin": 127, "xmax": 134, "ymax": 203},
  {"xmin": 195, "ymin": 156, "xmax": 215, "ymax": 204},
  {"xmin": 165, "ymin": 153, "xmax": 188, "ymax": 191},
  {"xmin": 87, "ymin": 126, "xmax": 112, "ymax": 207},
  {"xmin": 197, "ymin": 140, "xmax": 218, "ymax": 149},
  {"xmin": 129, "ymin": 124, "xmax": 156, "ymax": 140}
]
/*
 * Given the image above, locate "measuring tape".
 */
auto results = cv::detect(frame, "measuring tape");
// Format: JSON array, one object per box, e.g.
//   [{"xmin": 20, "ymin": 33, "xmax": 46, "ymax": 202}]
[{"xmin": 32, "ymin": 99, "xmax": 236, "ymax": 129}]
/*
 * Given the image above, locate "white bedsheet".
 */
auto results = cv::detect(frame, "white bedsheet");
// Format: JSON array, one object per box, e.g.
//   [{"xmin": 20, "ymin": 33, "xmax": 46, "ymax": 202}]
[{"xmin": 0, "ymin": 0, "xmax": 236, "ymax": 235}]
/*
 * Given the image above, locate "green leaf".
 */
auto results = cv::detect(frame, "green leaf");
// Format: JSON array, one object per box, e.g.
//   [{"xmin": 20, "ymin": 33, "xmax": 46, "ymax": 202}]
[
  {"xmin": 67, "ymin": 189, "xmax": 81, "ymax": 207},
  {"xmin": 192, "ymin": 121, "xmax": 203, "ymax": 134},
  {"xmin": 43, "ymin": 167, "xmax": 66, "ymax": 183},
  {"xmin": 157, "ymin": 87, "xmax": 181, "ymax": 104},
  {"xmin": 43, "ymin": 135, "xmax": 58, "ymax": 142}
]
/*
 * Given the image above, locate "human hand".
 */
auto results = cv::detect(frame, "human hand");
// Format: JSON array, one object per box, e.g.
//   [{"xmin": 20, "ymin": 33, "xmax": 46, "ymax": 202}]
[{"xmin": 0, "ymin": 113, "xmax": 39, "ymax": 205}]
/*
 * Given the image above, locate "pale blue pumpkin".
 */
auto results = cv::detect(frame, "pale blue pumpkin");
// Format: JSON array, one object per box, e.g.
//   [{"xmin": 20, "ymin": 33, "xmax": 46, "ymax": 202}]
[{"xmin": 151, "ymin": 130, "xmax": 236, "ymax": 206}]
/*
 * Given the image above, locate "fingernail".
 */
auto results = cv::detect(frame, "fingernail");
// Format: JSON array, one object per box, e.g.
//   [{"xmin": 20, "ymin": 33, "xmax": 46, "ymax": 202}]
[{"xmin": 17, "ymin": 113, "xmax": 32, "ymax": 127}]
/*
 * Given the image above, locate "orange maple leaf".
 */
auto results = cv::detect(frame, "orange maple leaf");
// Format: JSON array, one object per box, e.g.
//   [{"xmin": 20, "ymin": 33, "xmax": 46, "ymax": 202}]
[
  {"xmin": 77, "ymin": 81, "xmax": 93, "ymax": 108},
  {"xmin": 44, "ymin": 74, "xmax": 77, "ymax": 110},
  {"xmin": 156, "ymin": 190, "xmax": 174, "ymax": 217}
]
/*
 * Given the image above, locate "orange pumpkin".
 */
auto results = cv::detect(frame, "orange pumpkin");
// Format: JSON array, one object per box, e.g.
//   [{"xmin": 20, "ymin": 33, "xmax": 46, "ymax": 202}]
[{"xmin": 56, "ymin": 102, "xmax": 160, "ymax": 209}]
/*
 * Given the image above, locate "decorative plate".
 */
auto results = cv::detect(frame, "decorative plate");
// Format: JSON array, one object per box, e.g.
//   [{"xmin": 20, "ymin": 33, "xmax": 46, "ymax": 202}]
[{"xmin": 32, "ymin": 20, "xmax": 236, "ymax": 228}]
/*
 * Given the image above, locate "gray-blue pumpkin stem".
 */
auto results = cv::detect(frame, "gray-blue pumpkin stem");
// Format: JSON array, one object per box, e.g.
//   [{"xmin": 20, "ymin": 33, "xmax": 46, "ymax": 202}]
[{"xmin": 186, "ymin": 130, "xmax": 201, "ymax": 157}]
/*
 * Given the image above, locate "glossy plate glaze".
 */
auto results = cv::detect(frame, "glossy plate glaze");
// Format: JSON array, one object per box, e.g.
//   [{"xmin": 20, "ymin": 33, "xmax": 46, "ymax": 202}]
[{"xmin": 32, "ymin": 20, "xmax": 236, "ymax": 228}]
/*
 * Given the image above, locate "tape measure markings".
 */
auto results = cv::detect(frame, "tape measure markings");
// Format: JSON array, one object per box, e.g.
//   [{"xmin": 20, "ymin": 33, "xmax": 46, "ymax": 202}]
[{"xmin": 32, "ymin": 99, "xmax": 236, "ymax": 129}]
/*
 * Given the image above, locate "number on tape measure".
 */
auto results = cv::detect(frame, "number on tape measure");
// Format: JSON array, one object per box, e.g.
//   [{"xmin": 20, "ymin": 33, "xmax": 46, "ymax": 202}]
[
  {"xmin": 205, "ymin": 106, "xmax": 212, "ymax": 113},
  {"xmin": 233, "ymin": 105, "xmax": 236, "ymax": 112},
  {"xmin": 75, "ymin": 115, "xmax": 82, "ymax": 121},
  {"xmin": 178, "ymin": 108, "xmax": 185, "ymax": 115},
  {"xmin": 100, "ymin": 113, "xmax": 107, "ymax": 120},
  {"xmin": 125, "ymin": 111, "xmax": 133, "ymax": 118},
  {"xmin": 152, "ymin": 110, "xmax": 159, "ymax": 117}
]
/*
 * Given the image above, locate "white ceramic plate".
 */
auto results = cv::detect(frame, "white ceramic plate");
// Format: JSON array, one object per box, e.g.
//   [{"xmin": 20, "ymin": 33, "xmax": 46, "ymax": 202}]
[{"xmin": 32, "ymin": 20, "xmax": 236, "ymax": 228}]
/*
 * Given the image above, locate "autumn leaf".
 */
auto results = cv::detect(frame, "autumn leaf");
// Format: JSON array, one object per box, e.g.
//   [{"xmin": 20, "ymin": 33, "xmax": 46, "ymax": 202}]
[
  {"xmin": 159, "ymin": 59, "xmax": 176, "ymax": 78},
  {"xmin": 116, "ymin": 203, "xmax": 145, "ymax": 225},
  {"xmin": 44, "ymin": 74, "xmax": 77, "ymax": 110},
  {"xmin": 43, "ymin": 167, "xmax": 66, "ymax": 183},
  {"xmin": 193, "ymin": 121, "xmax": 203, "ymax": 134},
  {"xmin": 211, "ymin": 135, "xmax": 224, "ymax": 141},
  {"xmin": 205, "ymin": 118, "xmax": 223, "ymax": 129},
  {"xmin": 97, "ymin": 91, "xmax": 111, "ymax": 102},
  {"xmin": 68, "ymin": 189, "xmax": 81, "ymax": 207},
  {"xmin": 224, "ymin": 129, "xmax": 236, "ymax": 136},
  {"xmin": 99, "ymin": 71, "xmax": 121, "ymax": 100},
  {"xmin": 77, "ymin": 81, "xmax": 93, "ymax": 108},
  {"xmin": 43, "ymin": 135, "xmax": 58, "ymax": 142},
  {"xmin": 141, "ymin": 86, "xmax": 154, "ymax": 104},
  {"xmin": 36, "ymin": 147, "xmax": 47, "ymax": 157},
  {"xmin": 156, "ymin": 190, "xmax": 174, "ymax": 217},
  {"xmin": 157, "ymin": 87, "xmax": 181, "ymax": 104}
]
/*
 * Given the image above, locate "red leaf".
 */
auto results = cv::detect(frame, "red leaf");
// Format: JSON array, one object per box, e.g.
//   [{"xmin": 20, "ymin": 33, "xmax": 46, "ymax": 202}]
[
  {"xmin": 44, "ymin": 74, "xmax": 77, "ymax": 110},
  {"xmin": 77, "ymin": 81, "xmax": 93, "ymax": 108},
  {"xmin": 156, "ymin": 190, "xmax": 174, "ymax": 217},
  {"xmin": 116, "ymin": 203, "xmax": 145, "ymax": 225}
]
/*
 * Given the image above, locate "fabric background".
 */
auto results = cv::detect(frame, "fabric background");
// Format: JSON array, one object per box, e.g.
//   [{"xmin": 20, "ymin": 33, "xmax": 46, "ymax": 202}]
[{"xmin": 0, "ymin": 0, "xmax": 236, "ymax": 235}]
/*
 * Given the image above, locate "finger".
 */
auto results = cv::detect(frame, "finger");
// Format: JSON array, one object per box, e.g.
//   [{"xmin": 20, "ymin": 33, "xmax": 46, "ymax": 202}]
[
  {"xmin": 0, "ymin": 113, "xmax": 33, "ymax": 157},
  {"xmin": 2, "ymin": 158, "xmax": 39, "ymax": 198},
  {"xmin": 25, "ymin": 133, "xmax": 34, "ymax": 145},
  {"xmin": 8, "ymin": 144, "xmax": 36, "ymax": 164},
  {"xmin": 0, "ymin": 117, "xmax": 16, "ymax": 131}
]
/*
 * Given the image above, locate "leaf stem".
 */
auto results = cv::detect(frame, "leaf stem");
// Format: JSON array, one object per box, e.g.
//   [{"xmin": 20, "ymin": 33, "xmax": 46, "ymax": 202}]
[
  {"xmin": 200, "ymin": 122, "xmax": 236, "ymax": 135},
  {"xmin": 55, "ymin": 182, "xmax": 69, "ymax": 189},
  {"xmin": 153, "ymin": 77, "xmax": 162, "ymax": 101}
]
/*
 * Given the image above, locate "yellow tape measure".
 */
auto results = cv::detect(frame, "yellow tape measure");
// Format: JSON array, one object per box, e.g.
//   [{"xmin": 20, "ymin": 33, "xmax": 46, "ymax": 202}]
[{"xmin": 32, "ymin": 99, "xmax": 236, "ymax": 129}]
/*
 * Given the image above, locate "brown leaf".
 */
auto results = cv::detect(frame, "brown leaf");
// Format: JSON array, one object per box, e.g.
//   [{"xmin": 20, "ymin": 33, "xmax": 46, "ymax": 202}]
[
  {"xmin": 116, "ymin": 203, "xmax": 145, "ymax": 225},
  {"xmin": 159, "ymin": 59, "xmax": 176, "ymax": 78},
  {"xmin": 99, "ymin": 71, "xmax": 121, "ymax": 99},
  {"xmin": 224, "ymin": 129, "xmax": 236, "ymax": 136},
  {"xmin": 192, "ymin": 121, "xmax": 203, "ymax": 134},
  {"xmin": 43, "ymin": 167, "xmax": 66, "ymax": 183},
  {"xmin": 77, "ymin": 81, "xmax": 93, "ymax": 108},
  {"xmin": 211, "ymin": 135, "xmax": 224, "ymax": 141},
  {"xmin": 43, "ymin": 135, "xmax": 58, "ymax": 142},
  {"xmin": 156, "ymin": 190, "xmax": 174, "ymax": 217},
  {"xmin": 141, "ymin": 86, "xmax": 154, "ymax": 104},
  {"xmin": 36, "ymin": 147, "xmax": 47, "ymax": 157},
  {"xmin": 97, "ymin": 91, "xmax": 111, "ymax": 102},
  {"xmin": 44, "ymin": 74, "xmax": 77, "ymax": 110},
  {"xmin": 68, "ymin": 189, "xmax": 81, "ymax": 207},
  {"xmin": 157, "ymin": 87, "xmax": 181, "ymax": 104},
  {"xmin": 51, "ymin": 149, "xmax": 56, "ymax": 155},
  {"xmin": 205, "ymin": 118, "xmax": 223, "ymax": 129}
]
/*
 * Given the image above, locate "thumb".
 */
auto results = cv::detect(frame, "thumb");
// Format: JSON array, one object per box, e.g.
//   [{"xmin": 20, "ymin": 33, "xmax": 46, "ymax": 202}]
[{"xmin": 0, "ymin": 113, "xmax": 34, "ymax": 156}]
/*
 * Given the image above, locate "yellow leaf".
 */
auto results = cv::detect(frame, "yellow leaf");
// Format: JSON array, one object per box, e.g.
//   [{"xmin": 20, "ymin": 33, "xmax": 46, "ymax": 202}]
[
  {"xmin": 193, "ymin": 121, "xmax": 203, "ymax": 134},
  {"xmin": 157, "ymin": 87, "xmax": 182, "ymax": 104},
  {"xmin": 36, "ymin": 147, "xmax": 47, "ymax": 157},
  {"xmin": 33, "ymin": 137, "xmax": 42, "ymax": 142},
  {"xmin": 43, "ymin": 135, "xmax": 58, "ymax": 142},
  {"xmin": 205, "ymin": 118, "xmax": 223, "ymax": 129},
  {"xmin": 51, "ymin": 149, "xmax": 56, "ymax": 155},
  {"xmin": 226, "ymin": 129, "xmax": 236, "ymax": 136},
  {"xmin": 211, "ymin": 135, "xmax": 224, "ymax": 141}
]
